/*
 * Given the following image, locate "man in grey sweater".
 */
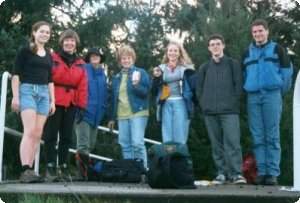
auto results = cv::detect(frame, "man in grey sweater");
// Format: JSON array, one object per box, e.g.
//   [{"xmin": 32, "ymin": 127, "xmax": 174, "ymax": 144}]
[{"xmin": 196, "ymin": 34, "xmax": 246, "ymax": 184}]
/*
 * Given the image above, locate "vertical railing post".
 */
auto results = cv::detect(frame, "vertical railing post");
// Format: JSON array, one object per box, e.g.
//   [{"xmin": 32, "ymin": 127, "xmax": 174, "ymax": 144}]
[
  {"xmin": 293, "ymin": 71, "xmax": 300, "ymax": 191},
  {"xmin": 0, "ymin": 72, "xmax": 10, "ymax": 182},
  {"xmin": 34, "ymin": 145, "xmax": 40, "ymax": 175}
]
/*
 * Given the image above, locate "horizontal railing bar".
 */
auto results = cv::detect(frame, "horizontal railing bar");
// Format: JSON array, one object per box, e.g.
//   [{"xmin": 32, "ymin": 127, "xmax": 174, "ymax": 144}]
[
  {"xmin": 97, "ymin": 126, "xmax": 161, "ymax": 145},
  {"xmin": 4, "ymin": 127, "xmax": 112, "ymax": 162},
  {"xmin": 5, "ymin": 124, "xmax": 162, "ymax": 145}
]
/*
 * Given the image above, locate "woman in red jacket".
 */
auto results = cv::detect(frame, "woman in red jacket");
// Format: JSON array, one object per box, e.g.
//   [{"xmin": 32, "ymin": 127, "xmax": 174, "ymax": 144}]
[{"xmin": 43, "ymin": 29, "xmax": 87, "ymax": 182}]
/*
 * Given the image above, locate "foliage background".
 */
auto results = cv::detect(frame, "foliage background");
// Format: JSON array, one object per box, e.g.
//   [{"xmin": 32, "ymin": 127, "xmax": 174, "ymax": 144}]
[{"xmin": 0, "ymin": 0, "xmax": 299, "ymax": 184}]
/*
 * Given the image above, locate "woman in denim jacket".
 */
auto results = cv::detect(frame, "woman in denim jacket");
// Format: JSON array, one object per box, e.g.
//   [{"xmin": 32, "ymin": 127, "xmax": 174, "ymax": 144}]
[
  {"xmin": 152, "ymin": 41, "xmax": 194, "ymax": 144},
  {"xmin": 108, "ymin": 45, "xmax": 151, "ymax": 169}
]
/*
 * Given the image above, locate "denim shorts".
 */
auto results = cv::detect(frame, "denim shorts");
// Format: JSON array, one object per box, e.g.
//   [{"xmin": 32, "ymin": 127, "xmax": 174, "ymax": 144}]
[{"xmin": 19, "ymin": 83, "xmax": 50, "ymax": 116}]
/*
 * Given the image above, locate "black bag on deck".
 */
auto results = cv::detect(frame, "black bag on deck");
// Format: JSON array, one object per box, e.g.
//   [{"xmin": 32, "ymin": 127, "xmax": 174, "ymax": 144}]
[
  {"xmin": 147, "ymin": 142, "xmax": 196, "ymax": 189},
  {"xmin": 99, "ymin": 159, "xmax": 145, "ymax": 183}
]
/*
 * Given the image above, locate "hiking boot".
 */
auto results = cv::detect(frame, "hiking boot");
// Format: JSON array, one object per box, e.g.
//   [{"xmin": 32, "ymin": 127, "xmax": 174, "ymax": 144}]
[
  {"xmin": 264, "ymin": 175, "xmax": 278, "ymax": 185},
  {"xmin": 254, "ymin": 175, "xmax": 265, "ymax": 185},
  {"xmin": 45, "ymin": 163, "xmax": 58, "ymax": 182},
  {"xmin": 20, "ymin": 169, "xmax": 43, "ymax": 183},
  {"xmin": 232, "ymin": 175, "xmax": 247, "ymax": 184},
  {"xmin": 75, "ymin": 152, "xmax": 89, "ymax": 181},
  {"xmin": 212, "ymin": 174, "xmax": 226, "ymax": 185},
  {"xmin": 58, "ymin": 163, "xmax": 72, "ymax": 181}
]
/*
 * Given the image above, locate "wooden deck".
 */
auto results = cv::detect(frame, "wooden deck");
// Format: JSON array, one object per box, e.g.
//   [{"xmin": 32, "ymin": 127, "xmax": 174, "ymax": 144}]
[{"xmin": 0, "ymin": 181, "xmax": 300, "ymax": 203}]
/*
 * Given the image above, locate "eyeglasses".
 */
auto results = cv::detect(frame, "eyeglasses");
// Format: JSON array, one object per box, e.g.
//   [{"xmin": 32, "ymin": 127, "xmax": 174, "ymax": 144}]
[{"xmin": 209, "ymin": 42, "xmax": 222, "ymax": 47}]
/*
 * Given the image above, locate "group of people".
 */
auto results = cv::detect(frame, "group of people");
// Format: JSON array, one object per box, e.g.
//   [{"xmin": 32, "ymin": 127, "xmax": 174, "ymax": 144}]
[{"xmin": 11, "ymin": 18, "xmax": 293, "ymax": 186}]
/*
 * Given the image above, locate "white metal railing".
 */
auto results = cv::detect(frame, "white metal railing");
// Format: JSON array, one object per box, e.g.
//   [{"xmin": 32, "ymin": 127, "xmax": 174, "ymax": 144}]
[
  {"xmin": 97, "ymin": 126, "xmax": 161, "ymax": 145},
  {"xmin": 0, "ymin": 71, "xmax": 161, "ymax": 182},
  {"xmin": 293, "ymin": 71, "xmax": 300, "ymax": 191},
  {"xmin": 0, "ymin": 71, "xmax": 10, "ymax": 181},
  {"xmin": 3, "ymin": 127, "xmax": 113, "ymax": 162},
  {"xmin": 1, "ymin": 70, "xmax": 300, "ymax": 189},
  {"xmin": 0, "ymin": 72, "xmax": 114, "ymax": 181}
]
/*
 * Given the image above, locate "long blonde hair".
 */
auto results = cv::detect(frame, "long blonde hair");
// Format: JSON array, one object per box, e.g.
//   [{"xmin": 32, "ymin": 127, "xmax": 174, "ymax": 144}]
[{"xmin": 162, "ymin": 41, "xmax": 194, "ymax": 69}]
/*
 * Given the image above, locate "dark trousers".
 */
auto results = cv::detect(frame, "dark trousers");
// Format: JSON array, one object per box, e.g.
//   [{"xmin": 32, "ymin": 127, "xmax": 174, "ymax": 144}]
[
  {"xmin": 43, "ymin": 105, "xmax": 76, "ymax": 165},
  {"xmin": 204, "ymin": 114, "xmax": 243, "ymax": 178}
]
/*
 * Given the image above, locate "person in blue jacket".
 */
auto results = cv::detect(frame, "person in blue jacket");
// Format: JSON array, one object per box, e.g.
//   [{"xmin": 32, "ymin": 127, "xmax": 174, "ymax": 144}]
[
  {"xmin": 108, "ymin": 45, "xmax": 151, "ymax": 169},
  {"xmin": 152, "ymin": 41, "xmax": 194, "ymax": 144},
  {"xmin": 74, "ymin": 48, "xmax": 107, "ymax": 179},
  {"xmin": 243, "ymin": 19, "xmax": 293, "ymax": 185}
]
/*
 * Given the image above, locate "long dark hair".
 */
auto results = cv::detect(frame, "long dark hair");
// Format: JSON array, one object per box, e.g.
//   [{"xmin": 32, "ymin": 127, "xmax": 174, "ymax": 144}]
[{"xmin": 30, "ymin": 21, "xmax": 51, "ymax": 53}]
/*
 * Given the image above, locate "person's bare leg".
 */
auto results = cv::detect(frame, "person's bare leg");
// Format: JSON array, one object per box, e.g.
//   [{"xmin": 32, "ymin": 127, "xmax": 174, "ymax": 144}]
[{"xmin": 20, "ymin": 109, "xmax": 37, "ymax": 167}]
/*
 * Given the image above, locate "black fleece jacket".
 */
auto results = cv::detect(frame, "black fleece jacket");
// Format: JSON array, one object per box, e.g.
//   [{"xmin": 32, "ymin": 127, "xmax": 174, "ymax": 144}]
[{"xmin": 196, "ymin": 55, "xmax": 243, "ymax": 115}]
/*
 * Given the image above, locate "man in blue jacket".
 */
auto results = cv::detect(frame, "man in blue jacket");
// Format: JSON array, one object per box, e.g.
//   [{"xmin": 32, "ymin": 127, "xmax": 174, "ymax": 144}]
[{"xmin": 243, "ymin": 19, "xmax": 293, "ymax": 185}]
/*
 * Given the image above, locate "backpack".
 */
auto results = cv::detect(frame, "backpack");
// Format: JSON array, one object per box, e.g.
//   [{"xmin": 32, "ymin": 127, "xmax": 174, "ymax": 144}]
[
  {"xmin": 88, "ymin": 159, "xmax": 146, "ymax": 183},
  {"xmin": 242, "ymin": 153, "xmax": 257, "ymax": 184},
  {"xmin": 147, "ymin": 142, "xmax": 196, "ymax": 189}
]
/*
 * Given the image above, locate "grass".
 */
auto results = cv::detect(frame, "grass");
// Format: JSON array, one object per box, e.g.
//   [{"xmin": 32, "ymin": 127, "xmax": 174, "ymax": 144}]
[{"xmin": 2, "ymin": 194, "xmax": 133, "ymax": 203}]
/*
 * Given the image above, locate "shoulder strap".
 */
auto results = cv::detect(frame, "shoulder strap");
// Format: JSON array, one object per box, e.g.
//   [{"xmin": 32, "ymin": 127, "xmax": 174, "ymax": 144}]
[
  {"xmin": 179, "ymin": 65, "xmax": 185, "ymax": 80},
  {"xmin": 201, "ymin": 62, "xmax": 209, "ymax": 75},
  {"xmin": 227, "ymin": 57, "xmax": 235, "ymax": 81},
  {"xmin": 161, "ymin": 154, "xmax": 179, "ymax": 188}
]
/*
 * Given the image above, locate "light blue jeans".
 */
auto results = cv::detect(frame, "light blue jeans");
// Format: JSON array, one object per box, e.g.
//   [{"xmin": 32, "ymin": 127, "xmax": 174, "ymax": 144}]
[
  {"xmin": 118, "ymin": 116, "xmax": 148, "ymax": 168},
  {"xmin": 247, "ymin": 89, "xmax": 282, "ymax": 177},
  {"xmin": 161, "ymin": 98, "xmax": 190, "ymax": 144}
]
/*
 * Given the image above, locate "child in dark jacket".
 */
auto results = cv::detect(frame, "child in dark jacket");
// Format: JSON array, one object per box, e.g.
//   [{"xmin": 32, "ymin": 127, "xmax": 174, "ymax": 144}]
[{"xmin": 74, "ymin": 48, "xmax": 108, "ymax": 180}]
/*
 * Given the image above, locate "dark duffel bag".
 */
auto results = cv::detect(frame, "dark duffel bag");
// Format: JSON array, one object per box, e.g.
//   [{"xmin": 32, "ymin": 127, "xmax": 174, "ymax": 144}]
[
  {"xmin": 147, "ymin": 142, "xmax": 196, "ymax": 189},
  {"xmin": 90, "ymin": 159, "xmax": 145, "ymax": 183}
]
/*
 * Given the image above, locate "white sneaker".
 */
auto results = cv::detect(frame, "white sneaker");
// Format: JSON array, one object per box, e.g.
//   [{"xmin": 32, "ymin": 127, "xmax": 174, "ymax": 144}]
[
  {"xmin": 212, "ymin": 174, "xmax": 226, "ymax": 185},
  {"xmin": 232, "ymin": 175, "xmax": 247, "ymax": 184}
]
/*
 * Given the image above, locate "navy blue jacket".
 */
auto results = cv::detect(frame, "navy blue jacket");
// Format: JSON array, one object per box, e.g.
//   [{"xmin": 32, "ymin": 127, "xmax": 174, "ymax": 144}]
[
  {"xmin": 80, "ymin": 64, "xmax": 108, "ymax": 127},
  {"xmin": 110, "ymin": 65, "xmax": 151, "ymax": 121}
]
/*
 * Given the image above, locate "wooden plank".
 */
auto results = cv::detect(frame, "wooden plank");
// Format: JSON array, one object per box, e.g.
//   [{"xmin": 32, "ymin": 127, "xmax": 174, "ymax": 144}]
[{"xmin": 0, "ymin": 182, "xmax": 299, "ymax": 198}]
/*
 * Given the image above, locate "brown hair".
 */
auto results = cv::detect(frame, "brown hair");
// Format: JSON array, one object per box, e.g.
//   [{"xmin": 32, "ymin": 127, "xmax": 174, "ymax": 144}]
[
  {"xmin": 207, "ymin": 34, "xmax": 225, "ymax": 46},
  {"xmin": 251, "ymin": 19, "xmax": 269, "ymax": 30},
  {"xmin": 162, "ymin": 41, "xmax": 193, "ymax": 68},
  {"xmin": 30, "ymin": 21, "xmax": 51, "ymax": 53},
  {"xmin": 58, "ymin": 29, "xmax": 80, "ymax": 47},
  {"xmin": 116, "ymin": 44, "xmax": 136, "ymax": 64}
]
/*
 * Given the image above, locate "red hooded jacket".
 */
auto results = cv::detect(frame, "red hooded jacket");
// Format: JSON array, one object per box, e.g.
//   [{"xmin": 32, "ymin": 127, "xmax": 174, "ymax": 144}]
[{"xmin": 51, "ymin": 52, "xmax": 87, "ymax": 109}]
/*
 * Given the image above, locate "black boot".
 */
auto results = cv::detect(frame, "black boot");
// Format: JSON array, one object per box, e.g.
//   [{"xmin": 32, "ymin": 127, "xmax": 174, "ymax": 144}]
[
  {"xmin": 265, "ymin": 175, "xmax": 278, "ymax": 185},
  {"xmin": 58, "ymin": 163, "xmax": 72, "ymax": 181},
  {"xmin": 45, "ymin": 162, "xmax": 58, "ymax": 182},
  {"xmin": 75, "ymin": 152, "xmax": 90, "ymax": 181}
]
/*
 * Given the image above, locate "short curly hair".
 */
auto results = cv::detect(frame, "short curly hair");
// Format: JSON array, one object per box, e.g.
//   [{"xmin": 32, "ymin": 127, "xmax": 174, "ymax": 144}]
[
  {"xmin": 207, "ymin": 34, "xmax": 225, "ymax": 46},
  {"xmin": 251, "ymin": 19, "xmax": 269, "ymax": 30},
  {"xmin": 59, "ymin": 29, "xmax": 80, "ymax": 47},
  {"xmin": 117, "ymin": 45, "xmax": 136, "ymax": 63}
]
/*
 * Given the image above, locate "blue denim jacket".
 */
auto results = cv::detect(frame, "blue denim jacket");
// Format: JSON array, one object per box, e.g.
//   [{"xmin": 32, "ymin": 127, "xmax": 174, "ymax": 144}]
[{"xmin": 110, "ymin": 65, "xmax": 151, "ymax": 120}]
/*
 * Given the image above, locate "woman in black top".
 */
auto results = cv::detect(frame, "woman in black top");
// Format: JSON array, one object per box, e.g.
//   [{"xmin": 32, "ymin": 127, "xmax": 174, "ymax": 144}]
[{"xmin": 11, "ymin": 21, "xmax": 55, "ymax": 183}]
